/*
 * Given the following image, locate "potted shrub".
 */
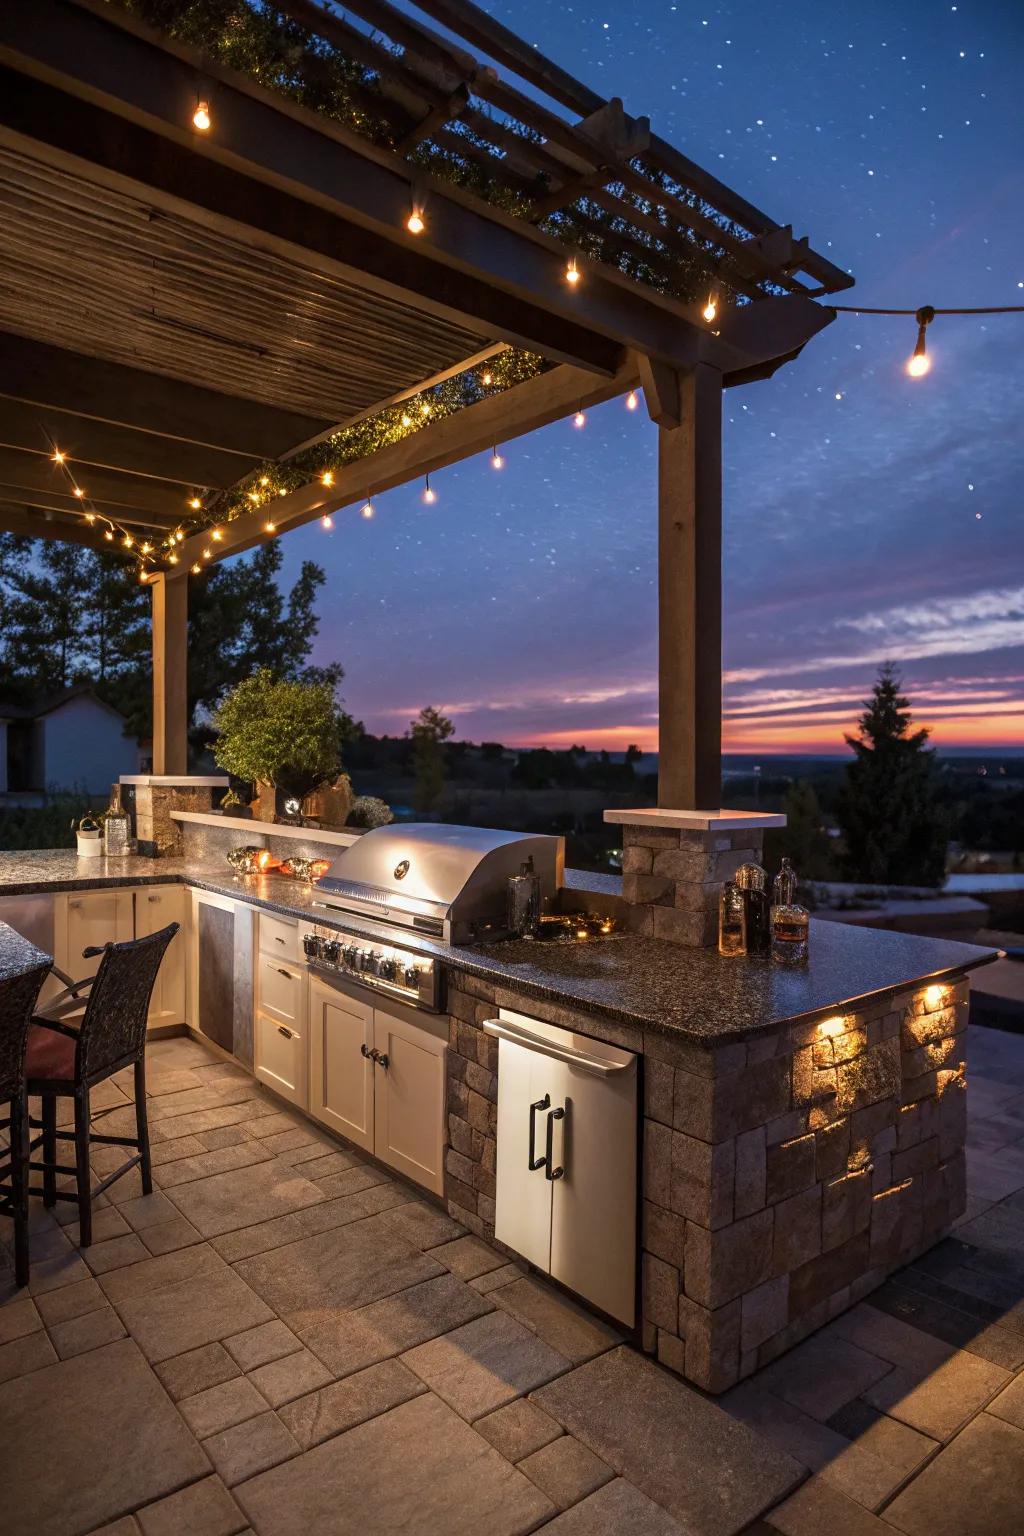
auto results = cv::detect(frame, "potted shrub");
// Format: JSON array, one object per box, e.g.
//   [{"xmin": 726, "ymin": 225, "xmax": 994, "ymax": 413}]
[{"xmin": 211, "ymin": 669, "xmax": 341, "ymax": 822}]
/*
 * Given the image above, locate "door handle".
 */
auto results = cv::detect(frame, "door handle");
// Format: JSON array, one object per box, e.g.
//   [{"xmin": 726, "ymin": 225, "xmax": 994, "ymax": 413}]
[
  {"xmin": 545, "ymin": 1105, "xmax": 565, "ymax": 1182},
  {"xmin": 528, "ymin": 1095, "xmax": 550, "ymax": 1171},
  {"xmin": 277, "ymin": 967, "xmax": 293, "ymax": 979},
  {"xmin": 360, "ymin": 1043, "xmax": 375, "ymax": 1060},
  {"xmin": 277, "ymin": 1025, "xmax": 294, "ymax": 1039}
]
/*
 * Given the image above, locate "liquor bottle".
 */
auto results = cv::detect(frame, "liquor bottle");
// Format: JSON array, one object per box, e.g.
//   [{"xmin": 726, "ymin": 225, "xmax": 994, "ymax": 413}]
[
  {"xmin": 735, "ymin": 861, "xmax": 771, "ymax": 954},
  {"xmin": 771, "ymin": 902, "xmax": 809, "ymax": 966},
  {"xmin": 772, "ymin": 856, "xmax": 797, "ymax": 908},
  {"xmin": 102, "ymin": 783, "xmax": 132, "ymax": 857},
  {"xmin": 718, "ymin": 881, "xmax": 747, "ymax": 957}
]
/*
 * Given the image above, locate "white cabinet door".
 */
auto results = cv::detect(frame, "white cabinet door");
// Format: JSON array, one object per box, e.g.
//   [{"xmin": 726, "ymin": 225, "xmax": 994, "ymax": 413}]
[
  {"xmin": 66, "ymin": 889, "xmax": 133, "ymax": 978},
  {"xmin": 308, "ymin": 975, "xmax": 374, "ymax": 1152},
  {"xmin": 373, "ymin": 1005, "xmax": 447, "ymax": 1197},
  {"xmin": 493, "ymin": 1036, "xmax": 556, "ymax": 1274},
  {"xmin": 135, "ymin": 885, "xmax": 187, "ymax": 1025},
  {"xmin": 254, "ymin": 1008, "xmax": 307, "ymax": 1107}
]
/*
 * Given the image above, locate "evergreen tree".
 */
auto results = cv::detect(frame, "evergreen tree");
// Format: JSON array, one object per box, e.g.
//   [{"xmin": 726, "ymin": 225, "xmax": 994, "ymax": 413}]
[
  {"xmin": 410, "ymin": 705, "xmax": 454, "ymax": 813},
  {"xmin": 837, "ymin": 664, "xmax": 947, "ymax": 887}
]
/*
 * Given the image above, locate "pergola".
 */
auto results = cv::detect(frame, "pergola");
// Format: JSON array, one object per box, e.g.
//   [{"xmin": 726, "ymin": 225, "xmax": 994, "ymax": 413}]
[{"xmin": 0, "ymin": 0, "xmax": 852, "ymax": 806}]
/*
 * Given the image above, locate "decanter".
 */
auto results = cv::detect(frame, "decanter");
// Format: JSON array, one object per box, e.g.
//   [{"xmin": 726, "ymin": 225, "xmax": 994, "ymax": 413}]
[
  {"xmin": 102, "ymin": 783, "xmax": 132, "ymax": 857},
  {"xmin": 718, "ymin": 881, "xmax": 747, "ymax": 957}
]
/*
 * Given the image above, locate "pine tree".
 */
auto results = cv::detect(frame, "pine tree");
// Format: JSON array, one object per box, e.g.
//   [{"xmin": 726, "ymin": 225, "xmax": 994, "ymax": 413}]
[
  {"xmin": 410, "ymin": 705, "xmax": 454, "ymax": 813},
  {"xmin": 837, "ymin": 664, "xmax": 947, "ymax": 887}
]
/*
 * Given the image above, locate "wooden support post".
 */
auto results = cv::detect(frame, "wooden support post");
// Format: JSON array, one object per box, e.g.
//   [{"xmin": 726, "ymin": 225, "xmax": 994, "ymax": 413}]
[
  {"xmin": 657, "ymin": 363, "xmax": 723, "ymax": 810},
  {"xmin": 150, "ymin": 571, "xmax": 188, "ymax": 775}
]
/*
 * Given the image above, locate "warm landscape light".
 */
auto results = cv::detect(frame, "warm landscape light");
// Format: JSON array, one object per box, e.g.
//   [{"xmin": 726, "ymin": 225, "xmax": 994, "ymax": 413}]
[
  {"xmin": 626, "ymin": 390, "xmax": 639, "ymax": 410},
  {"xmin": 703, "ymin": 295, "xmax": 718, "ymax": 322},
  {"xmin": 924, "ymin": 983, "xmax": 947, "ymax": 1011},
  {"xmin": 321, "ymin": 470, "xmax": 334, "ymax": 488},
  {"xmin": 422, "ymin": 475, "xmax": 436, "ymax": 504},
  {"xmin": 491, "ymin": 446, "xmax": 504, "ymax": 469},
  {"xmin": 193, "ymin": 99, "xmax": 211, "ymax": 132}
]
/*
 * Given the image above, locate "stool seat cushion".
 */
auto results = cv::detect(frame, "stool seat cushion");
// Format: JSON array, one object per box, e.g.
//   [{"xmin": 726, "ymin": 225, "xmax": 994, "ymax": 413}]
[{"xmin": 25, "ymin": 1021, "xmax": 77, "ymax": 1081}]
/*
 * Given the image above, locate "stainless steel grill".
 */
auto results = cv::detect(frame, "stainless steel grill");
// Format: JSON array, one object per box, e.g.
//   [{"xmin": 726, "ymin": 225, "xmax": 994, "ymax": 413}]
[{"xmin": 314, "ymin": 823, "xmax": 563, "ymax": 943}]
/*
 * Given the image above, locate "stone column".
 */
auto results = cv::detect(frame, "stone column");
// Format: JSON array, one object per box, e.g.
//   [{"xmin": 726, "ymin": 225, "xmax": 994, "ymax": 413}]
[
  {"xmin": 604, "ymin": 808, "xmax": 786, "ymax": 947},
  {"xmin": 127, "ymin": 775, "xmax": 228, "ymax": 856}
]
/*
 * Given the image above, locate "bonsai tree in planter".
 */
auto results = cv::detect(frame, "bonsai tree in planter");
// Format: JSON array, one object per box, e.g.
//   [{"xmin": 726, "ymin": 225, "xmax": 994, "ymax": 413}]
[{"xmin": 211, "ymin": 669, "xmax": 341, "ymax": 819}]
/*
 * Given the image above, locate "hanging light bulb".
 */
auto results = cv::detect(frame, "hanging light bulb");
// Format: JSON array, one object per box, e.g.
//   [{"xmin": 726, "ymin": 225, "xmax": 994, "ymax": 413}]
[
  {"xmin": 401, "ymin": 412, "xmax": 413, "ymax": 428},
  {"xmin": 626, "ymin": 389, "xmax": 639, "ymax": 411},
  {"xmin": 168, "ymin": 552, "xmax": 180, "ymax": 565},
  {"xmin": 193, "ymin": 99, "xmax": 211, "ymax": 132},
  {"xmin": 141, "ymin": 542, "xmax": 153, "ymax": 555},
  {"xmin": 565, "ymin": 256, "xmax": 581, "ymax": 286},
  {"xmin": 104, "ymin": 529, "xmax": 114, "ymax": 541},
  {"xmin": 85, "ymin": 513, "xmax": 96, "ymax": 524},
  {"xmin": 321, "ymin": 470, "xmax": 335, "ymax": 488},
  {"xmin": 321, "ymin": 513, "xmax": 333, "ymax": 530},
  {"xmin": 361, "ymin": 497, "xmax": 375, "ymax": 519},
  {"xmin": 491, "ymin": 446, "xmax": 504, "ymax": 470},
  {"xmin": 406, "ymin": 204, "xmax": 425, "ymax": 235},
  {"xmin": 480, "ymin": 370, "xmax": 493, "ymax": 387},
  {"xmin": 211, "ymin": 528, "xmax": 223, "ymax": 542},
  {"xmin": 264, "ymin": 519, "xmax": 276, "ymax": 533},
  {"xmin": 73, "ymin": 486, "xmax": 85, "ymax": 498},
  {"xmin": 702, "ymin": 295, "xmax": 718, "ymax": 323},
  {"xmin": 191, "ymin": 562, "xmax": 201, "ymax": 574},
  {"xmin": 422, "ymin": 475, "xmax": 436, "ymax": 504},
  {"xmin": 123, "ymin": 534, "xmax": 133, "ymax": 548},
  {"xmin": 188, "ymin": 496, "xmax": 202, "ymax": 510},
  {"xmin": 907, "ymin": 305, "xmax": 935, "ymax": 378},
  {"xmin": 52, "ymin": 448, "xmax": 66, "ymax": 464},
  {"xmin": 574, "ymin": 408, "xmax": 586, "ymax": 429},
  {"xmin": 202, "ymin": 548, "xmax": 212, "ymax": 560}
]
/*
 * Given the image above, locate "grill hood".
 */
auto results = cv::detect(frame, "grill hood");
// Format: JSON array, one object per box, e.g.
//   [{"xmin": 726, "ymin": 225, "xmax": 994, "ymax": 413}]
[{"xmin": 314, "ymin": 823, "xmax": 563, "ymax": 942}]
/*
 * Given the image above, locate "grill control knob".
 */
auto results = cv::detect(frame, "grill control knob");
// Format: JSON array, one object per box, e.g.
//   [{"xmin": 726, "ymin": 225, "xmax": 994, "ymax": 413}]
[
  {"xmin": 377, "ymin": 958, "xmax": 396, "ymax": 982},
  {"xmin": 403, "ymin": 965, "xmax": 421, "ymax": 989},
  {"xmin": 343, "ymin": 945, "xmax": 359, "ymax": 968},
  {"xmin": 302, "ymin": 933, "xmax": 320, "ymax": 959}
]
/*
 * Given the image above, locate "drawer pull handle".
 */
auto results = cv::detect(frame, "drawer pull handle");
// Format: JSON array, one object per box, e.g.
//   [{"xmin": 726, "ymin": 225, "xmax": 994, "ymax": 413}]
[
  {"xmin": 148, "ymin": 895, "xmax": 160, "ymax": 903},
  {"xmin": 528, "ymin": 1095, "xmax": 550, "ymax": 1172},
  {"xmin": 277, "ymin": 1025, "xmax": 294, "ymax": 1039},
  {"xmin": 360, "ymin": 1042, "xmax": 374, "ymax": 1060},
  {"xmin": 277, "ymin": 968, "xmax": 293, "ymax": 980},
  {"xmin": 69, "ymin": 900, "xmax": 81, "ymax": 909},
  {"xmin": 274, "ymin": 935, "xmax": 285, "ymax": 944}
]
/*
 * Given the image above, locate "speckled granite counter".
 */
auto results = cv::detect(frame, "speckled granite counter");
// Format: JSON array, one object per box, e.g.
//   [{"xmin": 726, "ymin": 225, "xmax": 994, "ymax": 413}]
[
  {"xmin": 0, "ymin": 849, "xmax": 996, "ymax": 1042},
  {"xmin": 0, "ymin": 918, "xmax": 51, "ymax": 982}
]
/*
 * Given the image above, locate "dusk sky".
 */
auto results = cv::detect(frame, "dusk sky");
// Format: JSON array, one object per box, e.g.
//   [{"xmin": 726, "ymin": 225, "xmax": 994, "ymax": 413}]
[{"xmin": 275, "ymin": 0, "xmax": 1024, "ymax": 755}]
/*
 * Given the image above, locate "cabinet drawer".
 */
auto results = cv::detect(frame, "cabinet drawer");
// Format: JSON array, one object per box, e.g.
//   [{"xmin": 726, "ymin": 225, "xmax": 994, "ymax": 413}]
[
  {"xmin": 259, "ymin": 912, "xmax": 300, "ymax": 963},
  {"xmin": 258, "ymin": 953, "xmax": 304, "ymax": 1025},
  {"xmin": 254, "ymin": 1009, "xmax": 307, "ymax": 1108}
]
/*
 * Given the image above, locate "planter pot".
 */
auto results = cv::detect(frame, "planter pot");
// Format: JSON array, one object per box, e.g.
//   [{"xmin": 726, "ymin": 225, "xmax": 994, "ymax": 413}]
[{"xmin": 251, "ymin": 781, "xmax": 277, "ymax": 823}]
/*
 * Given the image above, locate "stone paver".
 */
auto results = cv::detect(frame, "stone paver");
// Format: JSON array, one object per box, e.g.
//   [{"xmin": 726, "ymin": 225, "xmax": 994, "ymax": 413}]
[
  {"xmin": 112, "ymin": 1262, "xmax": 274, "ymax": 1364},
  {"xmin": 223, "ymin": 1319, "xmax": 302, "ymax": 1371},
  {"xmin": 135, "ymin": 1476, "xmax": 245, "ymax": 1536},
  {"xmin": 539, "ymin": 1476, "xmax": 687, "ymax": 1533},
  {"xmin": 884, "ymin": 1412, "xmax": 1024, "ymax": 1535},
  {"xmin": 475, "ymin": 1397, "xmax": 564, "ymax": 1462},
  {"xmin": 532, "ymin": 1346, "xmax": 804, "ymax": 1535},
  {"xmin": 491, "ymin": 1275, "xmax": 622, "ymax": 1363},
  {"xmin": 278, "ymin": 1358, "xmax": 426, "ymax": 1450},
  {"xmin": 247, "ymin": 1345, "xmax": 333, "ymax": 1408},
  {"xmin": 168, "ymin": 1161, "xmax": 324, "ymax": 1237},
  {"xmin": 233, "ymin": 1215, "xmax": 444, "ymax": 1316},
  {"xmin": 517, "ymin": 1433, "xmax": 613, "ymax": 1509},
  {"xmin": 203, "ymin": 1410, "xmax": 300, "ymax": 1487},
  {"xmin": 154, "ymin": 1342, "xmax": 241, "ymax": 1401},
  {"xmin": 754, "ymin": 1330, "xmax": 894, "ymax": 1422},
  {"xmin": 292, "ymin": 1270, "xmax": 492, "ymax": 1378},
  {"xmin": 234, "ymin": 1392, "xmax": 555, "ymax": 1536},
  {"xmin": 178, "ymin": 1375, "xmax": 268, "ymax": 1438},
  {"xmin": 861, "ymin": 1349, "xmax": 1010, "ymax": 1441},
  {"xmin": 402, "ymin": 1309, "xmax": 571, "ymax": 1420}
]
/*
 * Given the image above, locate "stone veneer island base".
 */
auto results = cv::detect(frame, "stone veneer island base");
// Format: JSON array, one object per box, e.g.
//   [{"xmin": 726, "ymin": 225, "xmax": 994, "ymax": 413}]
[{"xmin": 443, "ymin": 967, "xmax": 971, "ymax": 1395}]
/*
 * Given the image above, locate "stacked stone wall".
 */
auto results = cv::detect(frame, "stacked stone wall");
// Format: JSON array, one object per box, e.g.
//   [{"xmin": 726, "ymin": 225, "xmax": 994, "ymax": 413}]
[{"xmin": 621, "ymin": 827, "xmax": 765, "ymax": 947}]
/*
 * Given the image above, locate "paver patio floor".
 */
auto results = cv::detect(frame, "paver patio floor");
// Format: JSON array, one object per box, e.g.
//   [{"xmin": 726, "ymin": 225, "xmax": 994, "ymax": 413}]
[{"xmin": 3, "ymin": 1022, "xmax": 1024, "ymax": 1536}]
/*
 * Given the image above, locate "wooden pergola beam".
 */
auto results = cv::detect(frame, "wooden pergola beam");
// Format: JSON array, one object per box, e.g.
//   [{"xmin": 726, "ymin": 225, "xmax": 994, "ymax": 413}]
[
  {"xmin": 150, "ymin": 570, "xmax": 188, "ymax": 775},
  {"xmin": 0, "ymin": 3, "xmax": 725, "ymax": 377},
  {"xmin": 180, "ymin": 358, "xmax": 638, "ymax": 567},
  {"xmin": 0, "ymin": 502, "xmax": 138, "ymax": 555},
  {"xmin": 0, "ymin": 445, "xmax": 196, "ymax": 520}
]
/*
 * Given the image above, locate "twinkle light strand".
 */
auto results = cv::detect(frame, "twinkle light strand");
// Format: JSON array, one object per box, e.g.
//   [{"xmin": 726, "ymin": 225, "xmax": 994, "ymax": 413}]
[{"xmin": 830, "ymin": 301, "xmax": 1024, "ymax": 380}]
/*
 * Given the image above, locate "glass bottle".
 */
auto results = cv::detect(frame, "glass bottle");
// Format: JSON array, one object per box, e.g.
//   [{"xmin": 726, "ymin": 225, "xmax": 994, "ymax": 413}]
[
  {"xmin": 718, "ymin": 881, "xmax": 747, "ymax": 957},
  {"xmin": 772, "ymin": 856, "xmax": 797, "ymax": 908},
  {"xmin": 102, "ymin": 782, "xmax": 132, "ymax": 857},
  {"xmin": 772, "ymin": 902, "xmax": 809, "ymax": 965},
  {"xmin": 735, "ymin": 861, "xmax": 771, "ymax": 954}
]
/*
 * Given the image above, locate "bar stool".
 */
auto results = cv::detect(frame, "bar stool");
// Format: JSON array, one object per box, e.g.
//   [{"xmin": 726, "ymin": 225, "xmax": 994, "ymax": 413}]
[
  {"xmin": 27, "ymin": 923, "xmax": 179, "ymax": 1246},
  {"xmin": 0, "ymin": 959, "xmax": 51, "ymax": 1285}
]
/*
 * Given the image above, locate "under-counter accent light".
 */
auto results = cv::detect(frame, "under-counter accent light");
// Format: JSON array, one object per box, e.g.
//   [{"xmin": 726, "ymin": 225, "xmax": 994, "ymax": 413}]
[
  {"xmin": 924, "ymin": 983, "xmax": 947, "ymax": 1011},
  {"xmin": 193, "ymin": 99, "xmax": 211, "ymax": 132},
  {"xmin": 817, "ymin": 1014, "xmax": 849, "ymax": 1038}
]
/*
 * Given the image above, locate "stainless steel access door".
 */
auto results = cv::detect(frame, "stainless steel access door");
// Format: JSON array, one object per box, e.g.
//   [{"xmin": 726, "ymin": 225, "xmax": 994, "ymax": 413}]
[{"xmin": 487, "ymin": 1009, "xmax": 637, "ymax": 1326}]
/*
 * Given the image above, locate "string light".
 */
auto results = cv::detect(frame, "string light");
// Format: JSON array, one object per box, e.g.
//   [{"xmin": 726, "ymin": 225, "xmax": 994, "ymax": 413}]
[
  {"xmin": 422, "ymin": 475, "xmax": 436, "ymax": 504},
  {"xmin": 104, "ymin": 529, "xmax": 114, "ymax": 541},
  {"xmin": 907, "ymin": 305, "xmax": 934, "ymax": 378},
  {"xmin": 565, "ymin": 256, "xmax": 580, "ymax": 286},
  {"xmin": 191, "ymin": 562, "xmax": 201, "ymax": 574},
  {"xmin": 626, "ymin": 389, "xmax": 639, "ymax": 411},
  {"xmin": 188, "ymin": 496, "xmax": 202, "ymax": 510},
  {"xmin": 573, "ymin": 408, "xmax": 586, "ymax": 429},
  {"xmin": 168, "ymin": 552, "xmax": 179, "ymax": 564},
  {"xmin": 263, "ymin": 519, "xmax": 276, "ymax": 533},
  {"xmin": 202, "ymin": 548, "xmax": 212, "ymax": 560},
  {"xmin": 480, "ymin": 370, "xmax": 493, "ymax": 386},
  {"xmin": 321, "ymin": 470, "xmax": 334, "ymax": 488},
  {"xmin": 321, "ymin": 513, "xmax": 333, "ymax": 529},
  {"xmin": 141, "ymin": 542, "xmax": 153, "ymax": 555},
  {"xmin": 401, "ymin": 412, "xmax": 413, "ymax": 428},
  {"xmin": 491, "ymin": 446, "xmax": 504, "ymax": 469},
  {"xmin": 361, "ymin": 497, "xmax": 375, "ymax": 519},
  {"xmin": 122, "ymin": 534, "xmax": 133, "ymax": 548},
  {"xmin": 52, "ymin": 448, "xmax": 66, "ymax": 464},
  {"xmin": 247, "ymin": 491, "xmax": 260, "ymax": 503},
  {"xmin": 420, "ymin": 402, "xmax": 431, "ymax": 416},
  {"xmin": 193, "ymin": 99, "xmax": 211, "ymax": 132},
  {"xmin": 211, "ymin": 528, "xmax": 223, "ymax": 541},
  {"xmin": 72, "ymin": 486, "xmax": 85, "ymax": 498},
  {"xmin": 278, "ymin": 487, "xmax": 287, "ymax": 497},
  {"xmin": 85, "ymin": 513, "xmax": 96, "ymax": 524},
  {"xmin": 259, "ymin": 475, "xmax": 269, "ymax": 487},
  {"xmin": 702, "ymin": 295, "xmax": 718, "ymax": 322},
  {"xmin": 406, "ymin": 205, "xmax": 425, "ymax": 235}
]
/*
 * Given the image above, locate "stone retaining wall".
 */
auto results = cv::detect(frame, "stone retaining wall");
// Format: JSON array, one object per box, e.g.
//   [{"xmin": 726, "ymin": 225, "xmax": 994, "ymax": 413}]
[{"xmin": 444, "ymin": 970, "xmax": 970, "ymax": 1393}]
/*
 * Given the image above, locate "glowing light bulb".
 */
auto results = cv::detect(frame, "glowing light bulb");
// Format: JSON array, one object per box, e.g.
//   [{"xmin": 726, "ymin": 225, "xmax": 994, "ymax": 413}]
[
  {"xmin": 422, "ymin": 476, "xmax": 436, "ymax": 504},
  {"xmin": 321, "ymin": 470, "xmax": 334, "ymax": 488},
  {"xmin": 123, "ymin": 534, "xmax": 133, "ymax": 548},
  {"xmin": 191, "ymin": 562, "xmax": 201, "ymax": 574},
  {"xmin": 491, "ymin": 447, "xmax": 504, "ymax": 469},
  {"xmin": 259, "ymin": 475, "xmax": 269, "ymax": 487},
  {"xmin": 263, "ymin": 520, "xmax": 276, "ymax": 533},
  {"xmin": 703, "ymin": 296, "xmax": 717, "ymax": 322},
  {"xmin": 278, "ymin": 487, "xmax": 287, "ymax": 497},
  {"xmin": 361, "ymin": 499, "xmax": 375, "ymax": 519},
  {"xmin": 202, "ymin": 548, "xmax": 212, "ymax": 560},
  {"xmin": 168, "ymin": 552, "xmax": 179, "ymax": 564},
  {"xmin": 907, "ymin": 351, "xmax": 930, "ymax": 378},
  {"xmin": 406, "ymin": 208, "xmax": 425, "ymax": 235},
  {"xmin": 626, "ymin": 389, "xmax": 639, "ymax": 410},
  {"xmin": 85, "ymin": 513, "xmax": 96, "ymax": 524},
  {"xmin": 565, "ymin": 257, "xmax": 580, "ymax": 286},
  {"xmin": 574, "ymin": 409, "xmax": 585, "ymax": 429},
  {"xmin": 908, "ymin": 305, "xmax": 934, "ymax": 379},
  {"xmin": 211, "ymin": 528, "xmax": 222, "ymax": 541},
  {"xmin": 52, "ymin": 448, "xmax": 66, "ymax": 464},
  {"xmin": 73, "ymin": 486, "xmax": 85, "ymax": 498},
  {"xmin": 193, "ymin": 100, "xmax": 211, "ymax": 132},
  {"xmin": 141, "ymin": 542, "xmax": 153, "ymax": 555},
  {"xmin": 139, "ymin": 570, "xmax": 150, "ymax": 584},
  {"xmin": 104, "ymin": 529, "xmax": 114, "ymax": 541},
  {"xmin": 248, "ymin": 491, "xmax": 259, "ymax": 503},
  {"xmin": 188, "ymin": 496, "xmax": 202, "ymax": 510},
  {"xmin": 480, "ymin": 370, "xmax": 493, "ymax": 386},
  {"xmin": 420, "ymin": 402, "xmax": 431, "ymax": 416},
  {"xmin": 401, "ymin": 413, "xmax": 413, "ymax": 428},
  {"xmin": 321, "ymin": 513, "xmax": 333, "ymax": 529}
]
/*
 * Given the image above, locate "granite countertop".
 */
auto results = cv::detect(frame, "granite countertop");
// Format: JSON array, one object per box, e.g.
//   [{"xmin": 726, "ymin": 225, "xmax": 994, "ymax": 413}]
[
  {"xmin": 0, "ymin": 850, "xmax": 998, "ymax": 1042},
  {"xmin": 0, "ymin": 919, "xmax": 52, "ymax": 983}
]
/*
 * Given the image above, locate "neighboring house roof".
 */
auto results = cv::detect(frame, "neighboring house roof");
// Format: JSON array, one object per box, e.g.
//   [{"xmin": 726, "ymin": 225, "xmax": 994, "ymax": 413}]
[{"xmin": 0, "ymin": 684, "xmax": 127, "ymax": 724}]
